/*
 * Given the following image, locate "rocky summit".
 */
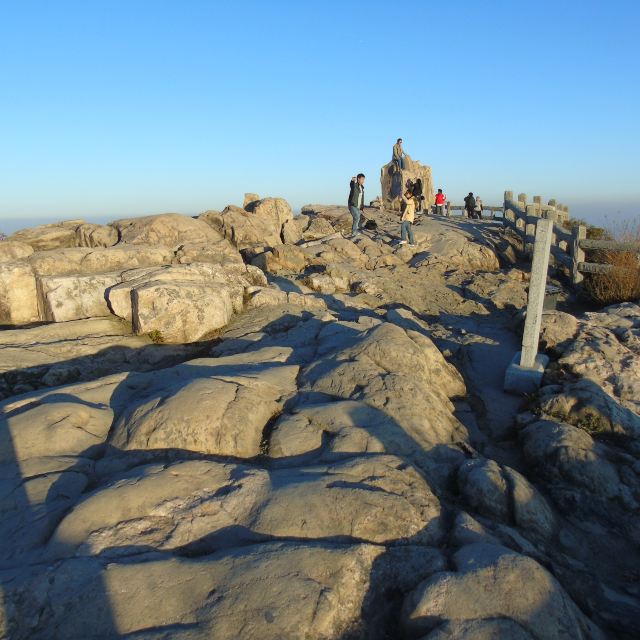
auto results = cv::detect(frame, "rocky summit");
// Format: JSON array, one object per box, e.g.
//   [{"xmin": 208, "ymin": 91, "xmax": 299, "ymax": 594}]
[{"xmin": 0, "ymin": 197, "xmax": 638, "ymax": 640}]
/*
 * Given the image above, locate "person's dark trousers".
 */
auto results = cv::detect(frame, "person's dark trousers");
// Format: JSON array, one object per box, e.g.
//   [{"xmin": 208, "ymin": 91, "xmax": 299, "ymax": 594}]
[
  {"xmin": 395, "ymin": 157, "xmax": 404, "ymax": 170},
  {"xmin": 466, "ymin": 208, "xmax": 474, "ymax": 218},
  {"xmin": 349, "ymin": 205, "xmax": 361, "ymax": 234}
]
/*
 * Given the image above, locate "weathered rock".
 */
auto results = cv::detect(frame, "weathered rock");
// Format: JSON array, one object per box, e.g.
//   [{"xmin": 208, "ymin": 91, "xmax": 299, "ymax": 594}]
[
  {"xmin": 0, "ymin": 240, "xmax": 33, "ymax": 262},
  {"xmin": 537, "ymin": 380, "xmax": 640, "ymax": 441},
  {"xmin": 107, "ymin": 262, "xmax": 262, "ymax": 325},
  {"xmin": 0, "ymin": 261, "xmax": 39, "ymax": 324},
  {"xmin": 39, "ymin": 272, "xmax": 121, "ymax": 322},
  {"xmin": 457, "ymin": 458, "xmax": 510, "ymax": 521},
  {"xmin": 252, "ymin": 244, "xmax": 306, "ymax": 274},
  {"xmin": 75, "ymin": 223, "xmax": 119, "ymax": 248},
  {"xmin": 9, "ymin": 220, "xmax": 83, "ymax": 251},
  {"xmin": 243, "ymin": 192, "xmax": 260, "ymax": 209},
  {"xmin": 281, "ymin": 215, "xmax": 310, "ymax": 244},
  {"xmin": 108, "ymin": 348, "xmax": 297, "ymax": 457},
  {"xmin": 302, "ymin": 216, "xmax": 336, "ymax": 241},
  {"xmin": 540, "ymin": 310, "xmax": 579, "ymax": 353},
  {"xmin": 131, "ymin": 280, "xmax": 236, "ymax": 342},
  {"xmin": 112, "ymin": 213, "xmax": 223, "ymax": 248},
  {"xmin": 381, "ymin": 154, "xmax": 434, "ymax": 210},
  {"xmin": 521, "ymin": 419, "xmax": 624, "ymax": 501},
  {"xmin": 174, "ymin": 239, "xmax": 243, "ymax": 265},
  {"xmin": 402, "ymin": 543, "xmax": 604, "ymax": 639},
  {"xmin": 0, "ymin": 317, "xmax": 199, "ymax": 400},
  {"xmin": 46, "ymin": 454, "xmax": 441, "ymax": 560},
  {"xmin": 28, "ymin": 245, "xmax": 172, "ymax": 277}
]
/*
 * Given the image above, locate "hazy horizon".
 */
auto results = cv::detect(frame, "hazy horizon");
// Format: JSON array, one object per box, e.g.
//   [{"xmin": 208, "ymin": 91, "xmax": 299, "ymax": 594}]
[{"xmin": 1, "ymin": 0, "xmax": 639, "ymax": 232}]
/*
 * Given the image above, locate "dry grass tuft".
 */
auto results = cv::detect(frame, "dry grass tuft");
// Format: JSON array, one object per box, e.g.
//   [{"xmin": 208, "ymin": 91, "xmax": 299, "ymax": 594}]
[{"xmin": 584, "ymin": 219, "xmax": 640, "ymax": 306}]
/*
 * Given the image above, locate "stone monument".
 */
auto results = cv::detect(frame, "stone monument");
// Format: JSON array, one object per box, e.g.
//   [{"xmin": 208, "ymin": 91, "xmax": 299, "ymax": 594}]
[{"xmin": 380, "ymin": 154, "xmax": 434, "ymax": 211}]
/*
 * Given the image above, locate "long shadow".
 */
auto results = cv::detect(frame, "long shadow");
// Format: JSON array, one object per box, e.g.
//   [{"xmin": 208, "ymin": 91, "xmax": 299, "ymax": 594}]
[{"xmin": 2, "ymin": 295, "xmax": 627, "ymax": 636}]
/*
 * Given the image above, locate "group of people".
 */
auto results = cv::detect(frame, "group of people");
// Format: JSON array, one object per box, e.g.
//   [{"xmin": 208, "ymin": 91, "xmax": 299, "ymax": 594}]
[
  {"xmin": 464, "ymin": 192, "xmax": 484, "ymax": 219},
  {"xmin": 347, "ymin": 139, "xmax": 485, "ymax": 243}
]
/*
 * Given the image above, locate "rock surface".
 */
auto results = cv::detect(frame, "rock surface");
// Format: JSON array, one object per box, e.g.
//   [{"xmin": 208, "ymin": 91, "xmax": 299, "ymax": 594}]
[{"xmin": 1, "ymin": 202, "xmax": 638, "ymax": 639}]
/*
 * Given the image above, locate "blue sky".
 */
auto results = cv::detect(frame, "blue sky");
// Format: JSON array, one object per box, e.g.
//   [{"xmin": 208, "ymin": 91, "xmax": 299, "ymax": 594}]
[{"xmin": 1, "ymin": 0, "xmax": 639, "ymax": 231}]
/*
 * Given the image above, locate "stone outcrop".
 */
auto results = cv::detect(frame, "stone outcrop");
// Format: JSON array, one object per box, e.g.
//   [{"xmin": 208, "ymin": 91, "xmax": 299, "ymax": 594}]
[
  {"xmin": 381, "ymin": 154, "xmax": 434, "ymax": 210},
  {"xmin": 111, "ymin": 212, "xmax": 224, "ymax": 248},
  {"xmin": 1, "ymin": 199, "xmax": 638, "ymax": 639}
]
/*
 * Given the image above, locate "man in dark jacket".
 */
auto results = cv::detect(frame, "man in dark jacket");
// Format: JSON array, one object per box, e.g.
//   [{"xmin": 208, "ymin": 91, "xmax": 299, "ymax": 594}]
[
  {"xmin": 348, "ymin": 173, "xmax": 365, "ymax": 237},
  {"xmin": 464, "ymin": 192, "xmax": 476, "ymax": 218}
]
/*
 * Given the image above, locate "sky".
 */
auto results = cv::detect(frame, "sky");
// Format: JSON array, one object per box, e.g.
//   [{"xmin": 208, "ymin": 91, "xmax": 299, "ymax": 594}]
[{"xmin": 1, "ymin": 0, "xmax": 639, "ymax": 232}]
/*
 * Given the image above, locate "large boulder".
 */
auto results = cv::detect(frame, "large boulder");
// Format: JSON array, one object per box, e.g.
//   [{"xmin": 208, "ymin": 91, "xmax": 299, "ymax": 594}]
[
  {"xmin": 402, "ymin": 543, "xmax": 605, "ymax": 639},
  {"xmin": 381, "ymin": 154, "xmax": 434, "ymax": 210},
  {"xmin": 45, "ymin": 454, "xmax": 441, "ymax": 560},
  {"xmin": 201, "ymin": 198, "xmax": 294, "ymax": 250},
  {"xmin": 0, "ymin": 241, "xmax": 34, "ymax": 262},
  {"xmin": 111, "ymin": 213, "xmax": 223, "ymax": 248},
  {"xmin": 0, "ymin": 317, "xmax": 199, "ymax": 400},
  {"xmin": 0, "ymin": 261, "xmax": 39, "ymax": 325},
  {"xmin": 131, "ymin": 280, "xmax": 236, "ymax": 342},
  {"xmin": 107, "ymin": 262, "xmax": 264, "ymax": 324},
  {"xmin": 28, "ymin": 245, "xmax": 172, "ymax": 277},
  {"xmin": 39, "ymin": 272, "xmax": 122, "ymax": 322},
  {"xmin": 75, "ymin": 223, "xmax": 118, "ymax": 248},
  {"xmin": 8, "ymin": 220, "xmax": 83, "ymax": 251},
  {"xmin": 2, "ymin": 542, "xmax": 384, "ymax": 640},
  {"xmin": 109, "ymin": 348, "xmax": 299, "ymax": 455}
]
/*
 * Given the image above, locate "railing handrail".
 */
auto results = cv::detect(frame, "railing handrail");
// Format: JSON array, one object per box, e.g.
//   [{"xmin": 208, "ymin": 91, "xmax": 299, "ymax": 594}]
[{"xmin": 502, "ymin": 189, "xmax": 638, "ymax": 285}]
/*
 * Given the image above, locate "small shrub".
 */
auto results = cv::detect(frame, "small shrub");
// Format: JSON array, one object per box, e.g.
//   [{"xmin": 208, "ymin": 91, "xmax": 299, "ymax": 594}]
[
  {"xmin": 583, "ymin": 219, "xmax": 640, "ymax": 306},
  {"xmin": 147, "ymin": 329, "xmax": 165, "ymax": 344}
]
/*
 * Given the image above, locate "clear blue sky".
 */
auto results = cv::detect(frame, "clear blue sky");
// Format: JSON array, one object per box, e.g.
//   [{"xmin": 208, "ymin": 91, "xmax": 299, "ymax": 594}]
[{"xmin": 1, "ymin": 0, "xmax": 639, "ymax": 231}]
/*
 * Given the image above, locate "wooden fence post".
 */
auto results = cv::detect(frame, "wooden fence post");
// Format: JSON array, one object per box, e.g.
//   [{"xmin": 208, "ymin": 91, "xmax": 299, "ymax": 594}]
[{"xmin": 571, "ymin": 225, "xmax": 586, "ymax": 284}]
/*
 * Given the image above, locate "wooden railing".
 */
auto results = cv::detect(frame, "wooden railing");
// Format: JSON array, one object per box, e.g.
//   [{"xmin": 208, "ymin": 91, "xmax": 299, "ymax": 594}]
[{"xmin": 502, "ymin": 190, "xmax": 640, "ymax": 284}]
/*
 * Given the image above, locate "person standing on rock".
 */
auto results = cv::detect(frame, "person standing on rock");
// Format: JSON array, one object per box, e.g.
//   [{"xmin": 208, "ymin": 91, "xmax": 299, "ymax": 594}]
[
  {"xmin": 412, "ymin": 178, "xmax": 424, "ymax": 213},
  {"xmin": 474, "ymin": 196, "xmax": 484, "ymax": 220},
  {"xmin": 393, "ymin": 138, "xmax": 405, "ymax": 170},
  {"xmin": 348, "ymin": 174, "xmax": 366, "ymax": 237},
  {"xmin": 464, "ymin": 192, "xmax": 476, "ymax": 218},
  {"xmin": 399, "ymin": 189, "xmax": 416, "ymax": 246},
  {"xmin": 435, "ymin": 188, "xmax": 447, "ymax": 216}
]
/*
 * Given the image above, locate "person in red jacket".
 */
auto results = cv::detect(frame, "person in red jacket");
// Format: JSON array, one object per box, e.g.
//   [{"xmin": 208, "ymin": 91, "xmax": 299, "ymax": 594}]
[{"xmin": 435, "ymin": 188, "xmax": 447, "ymax": 216}]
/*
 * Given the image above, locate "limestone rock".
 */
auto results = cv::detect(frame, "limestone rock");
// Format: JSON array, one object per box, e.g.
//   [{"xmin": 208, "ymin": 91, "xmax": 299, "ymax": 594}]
[
  {"xmin": 243, "ymin": 192, "xmax": 260, "ymax": 209},
  {"xmin": 112, "ymin": 213, "xmax": 223, "ymax": 248},
  {"xmin": 9, "ymin": 220, "xmax": 83, "ymax": 251},
  {"xmin": 174, "ymin": 239, "xmax": 243, "ymax": 265},
  {"xmin": 402, "ymin": 543, "xmax": 605, "ymax": 639},
  {"xmin": 109, "ymin": 348, "xmax": 298, "ymax": 455},
  {"xmin": 302, "ymin": 216, "xmax": 336, "ymax": 241},
  {"xmin": 540, "ymin": 310, "xmax": 579, "ymax": 353},
  {"xmin": 281, "ymin": 215, "xmax": 310, "ymax": 244},
  {"xmin": 46, "ymin": 454, "xmax": 441, "ymax": 560},
  {"xmin": 39, "ymin": 272, "xmax": 121, "ymax": 322},
  {"xmin": 457, "ymin": 458, "xmax": 510, "ymax": 521},
  {"xmin": 252, "ymin": 244, "xmax": 306, "ymax": 274},
  {"xmin": 381, "ymin": 154, "xmax": 434, "ymax": 210},
  {"xmin": 0, "ymin": 261, "xmax": 39, "ymax": 324},
  {"xmin": 28, "ymin": 245, "xmax": 172, "ymax": 277},
  {"xmin": 131, "ymin": 279, "xmax": 236, "ymax": 342},
  {"xmin": 75, "ymin": 223, "xmax": 118, "ymax": 248},
  {"xmin": 3, "ymin": 543, "xmax": 383, "ymax": 640},
  {"xmin": 0, "ymin": 240, "xmax": 33, "ymax": 262},
  {"xmin": 0, "ymin": 317, "xmax": 199, "ymax": 400}
]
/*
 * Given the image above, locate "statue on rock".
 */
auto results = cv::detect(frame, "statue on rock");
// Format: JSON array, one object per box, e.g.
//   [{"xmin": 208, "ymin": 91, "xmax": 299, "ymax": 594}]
[{"xmin": 381, "ymin": 142, "xmax": 434, "ymax": 211}]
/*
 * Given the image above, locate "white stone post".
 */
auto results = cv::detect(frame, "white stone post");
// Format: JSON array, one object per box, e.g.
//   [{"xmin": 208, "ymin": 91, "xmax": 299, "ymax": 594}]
[
  {"xmin": 571, "ymin": 224, "xmax": 586, "ymax": 284},
  {"xmin": 504, "ymin": 218, "xmax": 553, "ymax": 394}
]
